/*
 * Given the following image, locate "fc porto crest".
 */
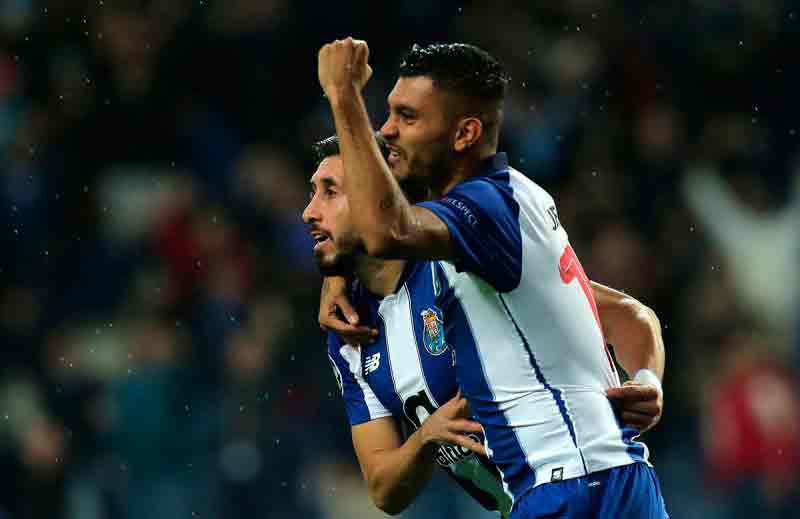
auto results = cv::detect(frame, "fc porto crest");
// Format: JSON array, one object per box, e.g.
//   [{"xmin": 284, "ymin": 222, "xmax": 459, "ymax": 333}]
[{"xmin": 420, "ymin": 307, "xmax": 449, "ymax": 356}]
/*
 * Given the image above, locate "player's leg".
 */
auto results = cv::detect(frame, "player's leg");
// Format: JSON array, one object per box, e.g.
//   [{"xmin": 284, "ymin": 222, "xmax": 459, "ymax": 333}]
[
  {"xmin": 592, "ymin": 462, "xmax": 670, "ymax": 519},
  {"xmin": 508, "ymin": 477, "xmax": 591, "ymax": 519}
]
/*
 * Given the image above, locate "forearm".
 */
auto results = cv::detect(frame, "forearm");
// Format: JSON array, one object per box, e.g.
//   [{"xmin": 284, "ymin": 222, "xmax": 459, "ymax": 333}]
[
  {"xmin": 592, "ymin": 282, "xmax": 664, "ymax": 380},
  {"xmin": 328, "ymin": 88, "xmax": 412, "ymax": 256},
  {"xmin": 359, "ymin": 429, "xmax": 438, "ymax": 514}
]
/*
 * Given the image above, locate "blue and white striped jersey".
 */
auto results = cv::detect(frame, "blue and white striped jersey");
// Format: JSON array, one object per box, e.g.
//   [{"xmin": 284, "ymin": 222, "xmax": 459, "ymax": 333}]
[
  {"xmin": 327, "ymin": 260, "xmax": 512, "ymax": 516},
  {"xmin": 328, "ymin": 152, "xmax": 649, "ymax": 510},
  {"xmin": 418, "ymin": 153, "xmax": 648, "ymax": 503}
]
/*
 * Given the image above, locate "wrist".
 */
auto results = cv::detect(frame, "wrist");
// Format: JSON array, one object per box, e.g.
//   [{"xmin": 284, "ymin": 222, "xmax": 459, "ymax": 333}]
[
  {"xmin": 414, "ymin": 424, "xmax": 438, "ymax": 459},
  {"xmin": 633, "ymin": 368, "xmax": 662, "ymax": 393},
  {"xmin": 416, "ymin": 420, "xmax": 431, "ymax": 446},
  {"xmin": 325, "ymin": 84, "xmax": 360, "ymax": 108}
]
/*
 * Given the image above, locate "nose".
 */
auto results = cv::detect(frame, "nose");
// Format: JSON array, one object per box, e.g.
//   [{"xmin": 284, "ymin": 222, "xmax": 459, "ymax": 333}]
[
  {"xmin": 379, "ymin": 115, "xmax": 398, "ymax": 140},
  {"xmin": 302, "ymin": 195, "xmax": 319, "ymax": 224}
]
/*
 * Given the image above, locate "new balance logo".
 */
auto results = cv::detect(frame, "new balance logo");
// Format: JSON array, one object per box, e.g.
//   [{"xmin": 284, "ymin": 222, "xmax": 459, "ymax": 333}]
[{"xmin": 364, "ymin": 353, "xmax": 381, "ymax": 375}]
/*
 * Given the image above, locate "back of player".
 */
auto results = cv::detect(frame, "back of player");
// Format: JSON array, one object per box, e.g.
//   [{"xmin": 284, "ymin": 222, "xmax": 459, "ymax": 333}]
[{"xmin": 419, "ymin": 153, "xmax": 669, "ymax": 518}]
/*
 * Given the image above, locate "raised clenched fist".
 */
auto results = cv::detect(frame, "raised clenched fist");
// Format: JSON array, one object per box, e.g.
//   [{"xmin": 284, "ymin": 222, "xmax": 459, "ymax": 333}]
[{"xmin": 318, "ymin": 37, "xmax": 373, "ymax": 101}]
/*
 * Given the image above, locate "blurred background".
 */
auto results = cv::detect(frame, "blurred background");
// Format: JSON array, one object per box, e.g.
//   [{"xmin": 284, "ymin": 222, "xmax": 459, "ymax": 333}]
[{"xmin": 0, "ymin": 1, "xmax": 798, "ymax": 518}]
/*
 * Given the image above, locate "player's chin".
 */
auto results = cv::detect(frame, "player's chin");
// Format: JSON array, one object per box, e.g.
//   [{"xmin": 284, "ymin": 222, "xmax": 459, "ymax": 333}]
[
  {"xmin": 315, "ymin": 253, "xmax": 353, "ymax": 278},
  {"xmin": 387, "ymin": 156, "xmax": 408, "ymax": 177}
]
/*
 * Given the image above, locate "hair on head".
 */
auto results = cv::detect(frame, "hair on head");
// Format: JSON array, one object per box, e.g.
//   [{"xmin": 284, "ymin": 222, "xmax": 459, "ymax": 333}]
[
  {"xmin": 313, "ymin": 133, "xmax": 391, "ymax": 166},
  {"xmin": 398, "ymin": 43, "xmax": 509, "ymax": 102}
]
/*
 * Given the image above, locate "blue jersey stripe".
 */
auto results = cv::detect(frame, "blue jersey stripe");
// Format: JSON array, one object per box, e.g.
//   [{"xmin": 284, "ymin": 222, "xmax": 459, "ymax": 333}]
[
  {"xmin": 327, "ymin": 336, "xmax": 371, "ymax": 425},
  {"xmin": 407, "ymin": 265, "xmax": 459, "ymax": 408},
  {"xmin": 622, "ymin": 426, "xmax": 646, "ymax": 463},
  {"xmin": 444, "ymin": 290, "xmax": 536, "ymax": 500}
]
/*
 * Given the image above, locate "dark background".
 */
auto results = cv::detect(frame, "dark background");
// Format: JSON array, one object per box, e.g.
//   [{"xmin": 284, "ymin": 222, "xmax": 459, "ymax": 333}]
[{"xmin": 0, "ymin": 1, "xmax": 798, "ymax": 518}]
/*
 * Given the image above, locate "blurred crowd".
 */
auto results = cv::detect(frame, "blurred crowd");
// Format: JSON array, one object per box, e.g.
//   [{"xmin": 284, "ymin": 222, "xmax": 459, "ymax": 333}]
[{"xmin": 0, "ymin": 1, "xmax": 798, "ymax": 518}]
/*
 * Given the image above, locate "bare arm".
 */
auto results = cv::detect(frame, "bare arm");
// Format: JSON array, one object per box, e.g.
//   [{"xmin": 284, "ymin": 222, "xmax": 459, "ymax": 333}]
[
  {"xmin": 318, "ymin": 38, "xmax": 454, "ymax": 260},
  {"xmin": 352, "ymin": 418, "xmax": 436, "ymax": 515},
  {"xmin": 352, "ymin": 395, "xmax": 485, "ymax": 515},
  {"xmin": 592, "ymin": 281, "xmax": 664, "ymax": 379},
  {"xmin": 592, "ymin": 281, "xmax": 665, "ymax": 432}
]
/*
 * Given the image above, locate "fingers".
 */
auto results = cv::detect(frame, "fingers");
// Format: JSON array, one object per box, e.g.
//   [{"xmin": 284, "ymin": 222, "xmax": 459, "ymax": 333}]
[
  {"xmin": 334, "ymin": 294, "xmax": 360, "ymax": 325},
  {"xmin": 319, "ymin": 277, "xmax": 379, "ymax": 342},
  {"xmin": 606, "ymin": 384, "xmax": 660, "ymax": 402},
  {"xmin": 320, "ymin": 276, "xmax": 351, "ymax": 320},
  {"xmin": 619, "ymin": 400, "xmax": 660, "ymax": 416},
  {"xmin": 449, "ymin": 419, "xmax": 484, "ymax": 435},
  {"xmin": 441, "ymin": 392, "xmax": 471, "ymax": 417},
  {"xmin": 452, "ymin": 395, "xmax": 472, "ymax": 419},
  {"xmin": 321, "ymin": 316, "xmax": 378, "ymax": 344},
  {"xmin": 350, "ymin": 39, "xmax": 368, "ymax": 58},
  {"xmin": 321, "ymin": 37, "xmax": 366, "ymax": 59},
  {"xmin": 620, "ymin": 410, "xmax": 659, "ymax": 431},
  {"xmin": 352, "ymin": 39, "xmax": 369, "ymax": 67},
  {"xmin": 608, "ymin": 383, "xmax": 663, "ymax": 432},
  {"xmin": 447, "ymin": 433, "xmax": 487, "ymax": 457},
  {"xmin": 319, "ymin": 305, "xmax": 378, "ymax": 341}
]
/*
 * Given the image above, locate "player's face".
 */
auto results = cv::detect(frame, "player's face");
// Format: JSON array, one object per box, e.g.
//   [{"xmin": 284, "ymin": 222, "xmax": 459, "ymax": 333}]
[
  {"xmin": 380, "ymin": 76, "xmax": 455, "ymax": 188},
  {"xmin": 302, "ymin": 156, "xmax": 364, "ymax": 276}
]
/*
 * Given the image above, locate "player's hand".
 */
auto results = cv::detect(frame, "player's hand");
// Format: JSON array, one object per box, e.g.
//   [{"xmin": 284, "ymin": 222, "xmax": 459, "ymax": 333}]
[
  {"xmin": 419, "ymin": 392, "xmax": 487, "ymax": 457},
  {"xmin": 318, "ymin": 37, "xmax": 373, "ymax": 101},
  {"xmin": 606, "ymin": 381, "xmax": 663, "ymax": 433},
  {"xmin": 319, "ymin": 276, "xmax": 379, "ymax": 346}
]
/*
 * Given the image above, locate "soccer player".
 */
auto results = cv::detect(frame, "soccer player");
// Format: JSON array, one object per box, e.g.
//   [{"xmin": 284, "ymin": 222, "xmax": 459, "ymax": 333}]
[
  {"xmin": 305, "ymin": 135, "xmax": 667, "ymax": 517},
  {"xmin": 306, "ymin": 135, "xmax": 510, "ymax": 516},
  {"xmin": 316, "ymin": 39, "xmax": 669, "ymax": 518}
]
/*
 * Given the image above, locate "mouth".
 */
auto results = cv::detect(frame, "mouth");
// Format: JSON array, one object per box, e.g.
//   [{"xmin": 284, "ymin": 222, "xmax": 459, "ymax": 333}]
[
  {"xmin": 310, "ymin": 229, "xmax": 332, "ymax": 252},
  {"xmin": 387, "ymin": 145, "xmax": 402, "ymax": 166}
]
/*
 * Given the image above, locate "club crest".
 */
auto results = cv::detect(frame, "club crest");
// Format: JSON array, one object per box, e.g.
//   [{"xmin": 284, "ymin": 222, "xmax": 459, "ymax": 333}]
[{"xmin": 420, "ymin": 307, "xmax": 449, "ymax": 355}]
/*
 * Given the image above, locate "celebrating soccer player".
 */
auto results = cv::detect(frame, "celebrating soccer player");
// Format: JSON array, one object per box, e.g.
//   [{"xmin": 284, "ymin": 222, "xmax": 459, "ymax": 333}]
[{"xmin": 315, "ymin": 38, "xmax": 669, "ymax": 518}]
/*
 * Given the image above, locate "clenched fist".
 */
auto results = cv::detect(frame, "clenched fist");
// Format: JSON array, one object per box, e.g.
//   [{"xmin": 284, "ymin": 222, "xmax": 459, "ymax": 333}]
[
  {"xmin": 607, "ymin": 381, "xmax": 663, "ymax": 433},
  {"xmin": 318, "ymin": 37, "xmax": 373, "ymax": 102}
]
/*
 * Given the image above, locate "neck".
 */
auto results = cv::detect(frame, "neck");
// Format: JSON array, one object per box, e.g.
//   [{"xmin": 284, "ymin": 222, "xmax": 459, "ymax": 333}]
[
  {"xmin": 354, "ymin": 255, "xmax": 406, "ymax": 298},
  {"xmin": 432, "ymin": 147, "xmax": 496, "ymax": 197}
]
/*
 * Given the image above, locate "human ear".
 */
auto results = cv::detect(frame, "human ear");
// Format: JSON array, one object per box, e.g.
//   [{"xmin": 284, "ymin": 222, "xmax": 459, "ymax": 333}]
[{"xmin": 453, "ymin": 117, "xmax": 483, "ymax": 152}]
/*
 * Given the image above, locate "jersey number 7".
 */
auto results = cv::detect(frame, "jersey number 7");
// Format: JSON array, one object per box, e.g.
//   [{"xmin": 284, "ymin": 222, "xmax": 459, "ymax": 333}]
[{"xmin": 559, "ymin": 244, "xmax": 618, "ymax": 378}]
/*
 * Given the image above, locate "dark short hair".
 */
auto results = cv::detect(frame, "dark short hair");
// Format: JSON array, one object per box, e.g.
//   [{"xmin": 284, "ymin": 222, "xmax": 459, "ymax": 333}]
[
  {"xmin": 398, "ymin": 43, "xmax": 509, "ymax": 103},
  {"xmin": 312, "ymin": 133, "xmax": 428, "ymax": 203},
  {"xmin": 313, "ymin": 133, "xmax": 391, "ymax": 166}
]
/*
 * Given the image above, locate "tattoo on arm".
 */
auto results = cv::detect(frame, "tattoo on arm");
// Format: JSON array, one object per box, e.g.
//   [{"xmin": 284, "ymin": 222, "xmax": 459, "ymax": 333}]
[{"xmin": 379, "ymin": 193, "xmax": 395, "ymax": 211}]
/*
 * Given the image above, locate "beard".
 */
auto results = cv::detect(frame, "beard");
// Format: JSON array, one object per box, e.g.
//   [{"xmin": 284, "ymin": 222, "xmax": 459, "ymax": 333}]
[
  {"xmin": 313, "ymin": 229, "xmax": 365, "ymax": 277},
  {"xmin": 401, "ymin": 139, "xmax": 454, "ymax": 199},
  {"xmin": 315, "ymin": 249, "xmax": 357, "ymax": 277}
]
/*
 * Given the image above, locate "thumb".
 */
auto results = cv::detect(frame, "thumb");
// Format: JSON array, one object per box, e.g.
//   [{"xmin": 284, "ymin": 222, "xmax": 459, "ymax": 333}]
[{"xmin": 335, "ymin": 296, "xmax": 360, "ymax": 325}]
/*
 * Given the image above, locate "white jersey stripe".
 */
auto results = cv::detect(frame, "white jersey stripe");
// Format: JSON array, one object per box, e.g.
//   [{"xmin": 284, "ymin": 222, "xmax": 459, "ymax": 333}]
[
  {"xmin": 339, "ymin": 344, "xmax": 392, "ymax": 421},
  {"xmin": 379, "ymin": 285, "xmax": 436, "ymax": 422}
]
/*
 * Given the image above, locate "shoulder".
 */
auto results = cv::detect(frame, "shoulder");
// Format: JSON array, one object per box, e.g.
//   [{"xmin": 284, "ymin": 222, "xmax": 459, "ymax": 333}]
[
  {"xmin": 447, "ymin": 170, "xmax": 516, "ymax": 205},
  {"xmin": 419, "ymin": 171, "xmax": 520, "ymax": 231}
]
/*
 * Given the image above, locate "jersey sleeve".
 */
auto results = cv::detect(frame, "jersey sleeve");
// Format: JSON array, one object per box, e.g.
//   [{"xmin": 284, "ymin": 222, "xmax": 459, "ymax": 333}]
[
  {"xmin": 327, "ymin": 333, "xmax": 392, "ymax": 425},
  {"xmin": 418, "ymin": 174, "xmax": 522, "ymax": 292}
]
